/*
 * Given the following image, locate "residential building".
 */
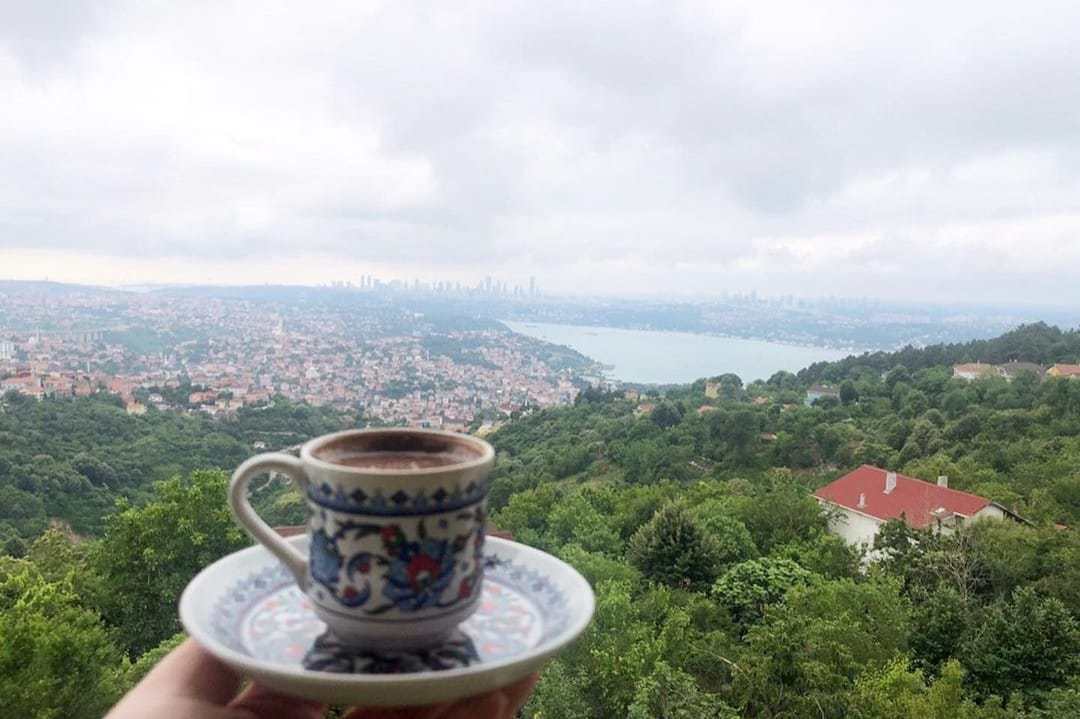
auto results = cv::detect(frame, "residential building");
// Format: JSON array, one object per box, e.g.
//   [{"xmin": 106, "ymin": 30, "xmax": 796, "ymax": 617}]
[
  {"xmin": 805, "ymin": 384, "xmax": 840, "ymax": 406},
  {"xmin": 814, "ymin": 465, "xmax": 1023, "ymax": 549},
  {"xmin": 1046, "ymin": 363, "xmax": 1080, "ymax": 379},
  {"xmin": 952, "ymin": 362, "xmax": 997, "ymax": 381},
  {"xmin": 997, "ymin": 361, "xmax": 1044, "ymax": 381}
]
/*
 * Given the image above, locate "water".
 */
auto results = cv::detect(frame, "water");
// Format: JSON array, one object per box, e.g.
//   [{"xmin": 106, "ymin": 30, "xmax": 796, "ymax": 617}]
[{"xmin": 504, "ymin": 321, "xmax": 851, "ymax": 384}]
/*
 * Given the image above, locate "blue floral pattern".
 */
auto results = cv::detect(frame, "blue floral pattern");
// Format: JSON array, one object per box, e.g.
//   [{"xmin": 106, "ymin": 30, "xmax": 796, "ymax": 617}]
[
  {"xmin": 309, "ymin": 529, "xmax": 343, "ymax": 588},
  {"xmin": 306, "ymin": 507, "xmax": 484, "ymax": 614},
  {"xmin": 307, "ymin": 478, "xmax": 490, "ymax": 516},
  {"xmin": 381, "ymin": 529, "xmax": 458, "ymax": 611},
  {"xmin": 208, "ymin": 549, "xmax": 573, "ymax": 675}
]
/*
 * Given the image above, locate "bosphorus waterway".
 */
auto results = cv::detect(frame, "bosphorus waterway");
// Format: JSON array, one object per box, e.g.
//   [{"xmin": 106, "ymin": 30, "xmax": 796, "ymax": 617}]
[{"xmin": 504, "ymin": 321, "xmax": 851, "ymax": 384}]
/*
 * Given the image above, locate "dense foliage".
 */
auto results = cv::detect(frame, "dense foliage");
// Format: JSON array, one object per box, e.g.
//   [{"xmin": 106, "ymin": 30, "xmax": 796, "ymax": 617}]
[
  {"xmin": 2, "ymin": 322, "xmax": 1080, "ymax": 716},
  {"xmin": 799, "ymin": 321, "xmax": 1080, "ymax": 383},
  {"xmin": 0, "ymin": 393, "xmax": 346, "ymax": 551},
  {"xmin": 484, "ymin": 322, "xmax": 1080, "ymax": 716}
]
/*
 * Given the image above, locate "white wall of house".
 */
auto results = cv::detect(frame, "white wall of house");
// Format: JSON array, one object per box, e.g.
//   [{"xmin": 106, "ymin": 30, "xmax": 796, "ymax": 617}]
[
  {"xmin": 817, "ymin": 499, "xmax": 882, "ymax": 549},
  {"xmin": 973, "ymin": 504, "xmax": 1006, "ymax": 521}
]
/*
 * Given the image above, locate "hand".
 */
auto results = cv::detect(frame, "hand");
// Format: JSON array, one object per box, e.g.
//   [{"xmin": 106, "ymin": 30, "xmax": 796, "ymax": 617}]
[{"xmin": 106, "ymin": 638, "xmax": 539, "ymax": 719}]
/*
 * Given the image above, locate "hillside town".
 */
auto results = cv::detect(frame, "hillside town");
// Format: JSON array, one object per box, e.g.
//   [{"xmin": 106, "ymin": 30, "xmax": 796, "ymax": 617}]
[{"xmin": 0, "ymin": 285, "xmax": 589, "ymax": 428}]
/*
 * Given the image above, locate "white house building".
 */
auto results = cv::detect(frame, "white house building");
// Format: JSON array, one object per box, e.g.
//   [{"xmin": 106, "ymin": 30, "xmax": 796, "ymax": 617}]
[{"xmin": 814, "ymin": 465, "xmax": 1023, "ymax": 549}]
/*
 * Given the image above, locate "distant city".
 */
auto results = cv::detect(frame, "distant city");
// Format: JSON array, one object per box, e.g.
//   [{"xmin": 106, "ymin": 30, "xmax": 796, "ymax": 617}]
[
  {"xmin": 0, "ymin": 281, "xmax": 593, "ymax": 429},
  {"xmin": 1, "ymin": 279, "xmax": 1078, "ymax": 429},
  {"xmin": 329, "ymin": 274, "xmax": 544, "ymax": 298}
]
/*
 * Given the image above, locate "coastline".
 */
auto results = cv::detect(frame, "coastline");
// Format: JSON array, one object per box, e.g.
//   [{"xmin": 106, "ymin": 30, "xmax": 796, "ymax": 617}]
[
  {"xmin": 501, "ymin": 320, "xmax": 855, "ymax": 385},
  {"xmin": 501, "ymin": 319, "xmax": 871, "ymax": 356}
]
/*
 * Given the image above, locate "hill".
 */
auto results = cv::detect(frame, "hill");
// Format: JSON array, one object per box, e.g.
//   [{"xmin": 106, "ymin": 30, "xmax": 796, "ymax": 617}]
[
  {"xmin": 3, "ymin": 325, "xmax": 1080, "ymax": 717},
  {"xmin": 798, "ymin": 321, "xmax": 1080, "ymax": 383},
  {"xmin": 0, "ymin": 393, "xmax": 346, "ymax": 550}
]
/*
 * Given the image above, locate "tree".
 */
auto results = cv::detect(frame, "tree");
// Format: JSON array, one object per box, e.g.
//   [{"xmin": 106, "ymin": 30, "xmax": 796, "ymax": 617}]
[
  {"xmin": 899, "ymin": 419, "xmax": 944, "ymax": 464},
  {"xmin": 840, "ymin": 380, "xmax": 859, "ymax": 405},
  {"xmin": 691, "ymin": 506, "xmax": 757, "ymax": 568},
  {"xmin": 873, "ymin": 518, "xmax": 929, "ymax": 580},
  {"xmin": 0, "ymin": 560, "xmax": 125, "ymax": 718},
  {"xmin": 775, "ymin": 532, "xmax": 861, "ymax": 579},
  {"xmin": 546, "ymin": 493, "xmax": 623, "ymax": 555},
  {"xmin": 628, "ymin": 503, "xmax": 722, "ymax": 591},
  {"xmin": 0, "ymin": 484, "xmax": 47, "ymax": 538},
  {"xmin": 733, "ymin": 479, "xmax": 827, "ymax": 553},
  {"xmin": 886, "ymin": 365, "xmax": 912, "ymax": 391},
  {"xmin": 714, "ymin": 373, "xmax": 744, "ymax": 401},
  {"xmin": 712, "ymin": 557, "xmax": 815, "ymax": 629},
  {"xmin": 848, "ymin": 659, "xmax": 1017, "ymax": 719},
  {"xmin": 651, "ymin": 401, "xmax": 683, "ymax": 429},
  {"xmin": 942, "ymin": 389, "xmax": 969, "ymax": 418},
  {"xmin": 960, "ymin": 587, "xmax": 1080, "ymax": 699},
  {"xmin": 89, "ymin": 470, "xmax": 248, "ymax": 655},
  {"xmin": 706, "ymin": 409, "xmax": 761, "ymax": 465},
  {"xmin": 627, "ymin": 661, "xmax": 738, "ymax": 719},
  {"xmin": 909, "ymin": 585, "xmax": 970, "ymax": 675},
  {"xmin": 766, "ymin": 371, "xmax": 799, "ymax": 391},
  {"xmin": 735, "ymin": 578, "xmax": 912, "ymax": 718}
]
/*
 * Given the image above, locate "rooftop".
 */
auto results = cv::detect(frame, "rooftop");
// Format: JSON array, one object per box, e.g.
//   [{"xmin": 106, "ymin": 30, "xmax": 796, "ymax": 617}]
[{"xmin": 814, "ymin": 464, "xmax": 992, "ymax": 528}]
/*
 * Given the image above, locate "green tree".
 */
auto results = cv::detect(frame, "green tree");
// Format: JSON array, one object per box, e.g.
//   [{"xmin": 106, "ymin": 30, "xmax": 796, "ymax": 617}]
[
  {"xmin": 909, "ymin": 585, "xmax": 970, "ymax": 674},
  {"xmin": 899, "ymin": 419, "xmax": 944, "ymax": 464},
  {"xmin": 90, "ymin": 470, "xmax": 248, "ymax": 655},
  {"xmin": 628, "ymin": 503, "xmax": 722, "ymax": 591},
  {"xmin": 691, "ymin": 505, "xmax": 757, "ymax": 568},
  {"xmin": 651, "ymin": 401, "xmax": 684, "ymax": 430},
  {"xmin": 840, "ymin": 380, "xmax": 859, "ymax": 405},
  {"xmin": 735, "ymin": 578, "xmax": 911, "ymax": 718},
  {"xmin": 960, "ymin": 587, "xmax": 1080, "ymax": 699},
  {"xmin": 0, "ymin": 560, "xmax": 125, "ymax": 718},
  {"xmin": 733, "ymin": 478, "xmax": 827, "ymax": 553},
  {"xmin": 886, "ymin": 365, "xmax": 912, "ymax": 391},
  {"xmin": 712, "ymin": 557, "xmax": 814, "ymax": 629},
  {"xmin": 775, "ymin": 532, "xmax": 861, "ymax": 579},
  {"xmin": 848, "ymin": 659, "xmax": 1019, "ymax": 719},
  {"xmin": 766, "ymin": 371, "xmax": 799, "ymax": 391},
  {"xmin": 627, "ymin": 661, "xmax": 738, "ymax": 719}
]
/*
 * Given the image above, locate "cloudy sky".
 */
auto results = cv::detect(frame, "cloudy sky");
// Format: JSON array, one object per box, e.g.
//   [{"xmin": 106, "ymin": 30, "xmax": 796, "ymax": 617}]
[{"xmin": 2, "ymin": 1, "xmax": 1080, "ymax": 302}]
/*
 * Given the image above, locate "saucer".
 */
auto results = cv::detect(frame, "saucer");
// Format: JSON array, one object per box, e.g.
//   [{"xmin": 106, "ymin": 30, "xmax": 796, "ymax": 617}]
[{"xmin": 179, "ymin": 535, "xmax": 594, "ymax": 707}]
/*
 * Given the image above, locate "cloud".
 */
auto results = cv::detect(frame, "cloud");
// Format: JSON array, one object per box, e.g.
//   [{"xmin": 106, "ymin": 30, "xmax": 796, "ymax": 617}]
[{"xmin": 1, "ymin": 0, "xmax": 1080, "ymax": 302}]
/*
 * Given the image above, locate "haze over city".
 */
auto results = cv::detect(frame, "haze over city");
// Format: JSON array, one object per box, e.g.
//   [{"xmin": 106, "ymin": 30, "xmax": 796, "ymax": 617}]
[{"xmin": 3, "ymin": 1, "xmax": 1080, "ymax": 302}]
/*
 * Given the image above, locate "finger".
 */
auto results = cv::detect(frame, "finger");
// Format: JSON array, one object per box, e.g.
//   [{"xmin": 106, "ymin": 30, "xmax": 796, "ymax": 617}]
[
  {"xmin": 229, "ymin": 682, "xmax": 327, "ymax": 719},
  {"xmin": 342, "ymin": 700, "xmax": 454, "ymax": 719},
  {"xmin": 344, "ymin": 672, "xmax": 540, "ymax": 719},
  {"xmin": 108, "ymin": 696, "xmax": 251, "ymax": 719},
  {"xmin": 500, "ymin": 673, "xmax": 541, "ymax": 715},
  {"xmin": 127, "ymin": 638, "xmax": 243, "ymax": 705}
]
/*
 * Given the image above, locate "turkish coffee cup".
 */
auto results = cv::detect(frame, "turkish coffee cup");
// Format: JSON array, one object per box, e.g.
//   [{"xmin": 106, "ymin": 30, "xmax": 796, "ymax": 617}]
[{"xmin": 229, "ymin": 428, "xmax": 495, "ymax": 649}]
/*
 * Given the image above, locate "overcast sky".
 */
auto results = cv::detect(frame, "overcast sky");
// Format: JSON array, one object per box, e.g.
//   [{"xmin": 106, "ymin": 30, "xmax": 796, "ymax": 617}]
[{"xmin": 2, "ymin": 1, "xmax": 1080, "ymax": 302}]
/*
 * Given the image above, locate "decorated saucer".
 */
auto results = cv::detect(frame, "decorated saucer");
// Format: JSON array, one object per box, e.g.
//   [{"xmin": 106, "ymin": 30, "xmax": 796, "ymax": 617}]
[{"xmin": 179, "ymin": 535, "xmax": 594, "ymax": 707}]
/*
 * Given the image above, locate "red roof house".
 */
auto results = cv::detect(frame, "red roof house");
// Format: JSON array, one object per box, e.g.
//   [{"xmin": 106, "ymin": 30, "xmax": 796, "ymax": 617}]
[{"xmin": 814, "ymin": 465, "xmax": 1023, "ymax": 546}]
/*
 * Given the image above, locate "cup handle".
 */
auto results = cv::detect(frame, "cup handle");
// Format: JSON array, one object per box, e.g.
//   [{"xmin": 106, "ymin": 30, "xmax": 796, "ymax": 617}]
[{"xmin": 229, "ymin": 453, "xmax": 310, "ymax": 590}]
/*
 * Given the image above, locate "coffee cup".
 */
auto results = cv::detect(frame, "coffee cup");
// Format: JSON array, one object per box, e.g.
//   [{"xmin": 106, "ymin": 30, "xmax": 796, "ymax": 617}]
[{"xmin": 229, "ymin": 428, "xmax": 495, "ymax": 650}]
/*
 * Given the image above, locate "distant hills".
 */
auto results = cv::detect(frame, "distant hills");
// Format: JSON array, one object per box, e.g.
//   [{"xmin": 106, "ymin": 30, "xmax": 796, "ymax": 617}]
[{"xmin": 799, "ymin": 322, "xmax": 1080, "ymax": 384}]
